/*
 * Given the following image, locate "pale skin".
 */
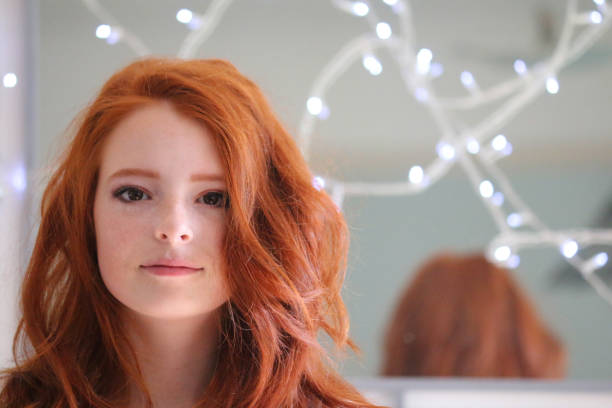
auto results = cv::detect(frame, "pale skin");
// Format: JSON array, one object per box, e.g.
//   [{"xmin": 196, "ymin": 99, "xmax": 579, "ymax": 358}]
[{"xmin": 93, "ymin": 101, "xmax": 230, "ymax": 408}]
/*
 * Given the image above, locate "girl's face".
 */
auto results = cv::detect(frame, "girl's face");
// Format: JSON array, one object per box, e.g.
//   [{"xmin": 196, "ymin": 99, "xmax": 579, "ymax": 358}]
[{"xmin": 93, "ymin": 101, "xmax": 230, "ymax": 319}]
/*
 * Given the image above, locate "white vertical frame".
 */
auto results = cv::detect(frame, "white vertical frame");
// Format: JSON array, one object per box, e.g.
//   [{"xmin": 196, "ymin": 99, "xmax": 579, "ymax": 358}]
[{"xmin": 0, "ymin": 0, "xmax": 34, "ymax": 369}]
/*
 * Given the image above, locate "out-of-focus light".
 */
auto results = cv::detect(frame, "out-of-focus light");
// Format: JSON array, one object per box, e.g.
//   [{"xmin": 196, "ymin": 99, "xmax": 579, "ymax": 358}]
[
  {"xmin": 466, "ymin": 137, "xmax": 480, "ymax": 154},
  {"xmin": 106, "ymin": 30, "xmax": 121, "ymax": 44},
  {"xmin": 590, "ymin": 10, "xmax": 603, "ymax": 24},
  {"xmin": 507, "ymin": 254, "xmax": 521, "ymax": 269},
  {"xmin": 313, "ymin": 176, "xmax": 325, "ymax": 191},
  {"xmin": 416, "ymin": 48, "xmax": 433, "ymax": 74},
  {"xmin": 187, "ymin": 16, "xmax": 203, "ymax": 30},
  {"xmin": 383, "ymin": 0, "xmax": 398, "ymax": 5},
  {"xmin": 491, "ymin": 134, "xmax": 508, "ymax": 151},
  {"xmin": 11, "ymin": 164, "xmax": 27, "ymax": 192},
  {"xmin": 352, "ymin": 2, "xmax": 369, "ymax": 16},
  {"xmin": 376, "ymin": 22, "xmax": 392, "ymax": 39},
  {"xmin": 414, "ymin": 87, "xmax": 428, "ymax": 102},
  {"xmin": 317, "ymin": 105, "xmax": 330, "ymax": 120},
  {"xmin": 3, "ymin": 73, "xmax": 17, "ymax": 88},
  {"xmin": 460, "ymin": 71, "xmax": 476, "ymax": 89},
  {"xmin": 494, "ymin": 246, "xmax": 512, "ymax": 262},
  {"xmin": 514, "ymin": 59, "xmax": 527, "ymax": 76},
  {"xmin": 307, "ymin": 97, "xmax": 323, "ymax": 115},
  {"xmin": 491, "ymin": 191, "xmax": 505, "ymax": 206},
  {"xmin": 546, "ymin": 76, "xmax": 559, "ymax": 94},
  {"xmin": 408, "ymin": 166, "xmax": 424, "ymax": 184},
  {"xmin": 507, "ymin": 212, "xmax": 523, "ymax": 228},
  {"xmin": 363, "ymin": 54, "xmax": 383, "ymax": 76},
  {"xmin": 436, "ymin": 141, "xmax": 456, "ymax": 161},
  {"xmin": 430, "ymin": 62, "xmax": 444, "ymax": 78},
  {"xmin": 176, "ymin": 8, "xmax": 193, "ymax": 24},
  {"xmin": 594, "ymin": 252, "xmax": 609, "ymax": 268},
  {"xmin": 96, "ymin": 24, "xmax": 111, "ymax": 39},
  {"xmin": 561, "ymin": 239, "xmax": 579, "ymax": 259},
  {"xmin": 502, "ymin": 142, "xmax": 513, "ymax": 156},
  {"xmin": 594, "ymin": 0, "xmax": 605, "ymax": 5},
  {"xmin": 479, "ymin": 180, "xmax": 494, "ymax": 198}
]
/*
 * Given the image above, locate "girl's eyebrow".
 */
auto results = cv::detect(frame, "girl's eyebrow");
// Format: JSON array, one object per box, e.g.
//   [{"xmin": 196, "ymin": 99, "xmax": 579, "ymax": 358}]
[{"xmin": 109, "ymin": 168, "xmax": 225, "ymax": 182}]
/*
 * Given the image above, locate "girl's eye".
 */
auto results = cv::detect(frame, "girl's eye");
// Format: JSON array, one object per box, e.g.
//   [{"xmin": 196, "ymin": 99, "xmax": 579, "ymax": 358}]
[
  {"xmin": 113, "ymin": 186, "xmax": 151, "ymax": 202},
  {"xmin": 198, "ymin": 191, "xmax": 229, "ymax": 208}
]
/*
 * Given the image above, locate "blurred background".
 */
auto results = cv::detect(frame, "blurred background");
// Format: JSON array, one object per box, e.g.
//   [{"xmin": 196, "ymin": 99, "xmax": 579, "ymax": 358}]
[{"xmin": 2, "ymin": 0, "xmax": 612, "ymax": 394}]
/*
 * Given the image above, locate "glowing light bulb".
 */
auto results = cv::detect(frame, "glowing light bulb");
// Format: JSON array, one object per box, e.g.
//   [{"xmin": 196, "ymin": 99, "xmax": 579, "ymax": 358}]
[
  {"xmin": 546, "ymin": 77, "xmax": 559, "ymax": 94},
  {"xmin": 590, "ymin": 11, "xmax": 603, "ymax": 24},
  {"xmin": 507, "ymin": 213, "xmax": 523, "ymax": 228},
  {"xmin": 312, "ymin": 176, "xmax": 325, "ymax": 191},
  {"xmin": 491, "ymin": 191, "xmax": 505, "ymax": 206},
  {"xmin": 507, "ymin": 254, "xmax": 521, "ymax": 269},
  {"xmin": 96, "ymin": 24, "xmax": 111, "ymax": 39},
  {"xmin": 352, "ymin": 2, "xmax": 369, "ymax": 16},
  {"xmin": 494, "ymin": 246, "xmax": 511, "ymax": 262},
  {"xmin": 561, "ymin": 240, "xmax": 578, "ymax": 258},
  {"xmin": 436, "ymin": 141, "xmax": 455, "ymax": 161},
  {"xmin": 3, "ymin": 73, "xmax": 17, "ymax": 88},
  {"xmin": 466, "ymin": 138, "xmax": 480, "ymax": 154},
  {"xmin": 430, "ymin": 62, "xmax": 444, "ymax": 78},
  {"xmin": 594, "ymin": 252, "xmax": 608, "ymax": 268},
  {"xmin": 376, "ymin": 22, "xmax": 392, "ymax": 39},
  {"xmin": 307, "ymin": 97, "xmax": 323, "ymax": 115},
  {"xmin": 479, "ymin": 180, "xmax": 494, "ymax": 198},
  {"xmin": 416, "ymin": 48, "xmax": 433, "ymax": 75},
  {"xmin": 176, "ymin": 8, "xmax": 193, "ymax": 24},
  {"xmin": 514, "ymin": 59, "xmax": 527, "ymax": 76},
  {"xmin": 414, "ymin": 87, "xmax": 428, "ymax": 102},
  {"xmin": 362, "ymin": 54, "xmax": 383, "ymax": 76},
  {"xmin": 460, "ymin": 71, "xmax": 476, "ymax": 89},
  {"xmin": 491, "ymin": 134, "xmax": 508, "ymax": 151},
  {"xmin": 408, "ymin": 166, "xmax": 424, "ymax": 184}
]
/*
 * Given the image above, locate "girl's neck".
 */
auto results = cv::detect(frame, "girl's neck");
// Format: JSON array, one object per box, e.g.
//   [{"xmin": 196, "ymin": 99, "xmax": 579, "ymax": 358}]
[{"xmin": 123, "ymin": 310, "xmax": 221, "ymax": 408}]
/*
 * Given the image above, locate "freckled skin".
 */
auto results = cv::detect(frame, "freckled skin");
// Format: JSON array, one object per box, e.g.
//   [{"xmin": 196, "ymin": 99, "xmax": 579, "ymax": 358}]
[{"xmin": 93, "ymin": 102, "xmax": 230, "ymax": 319}]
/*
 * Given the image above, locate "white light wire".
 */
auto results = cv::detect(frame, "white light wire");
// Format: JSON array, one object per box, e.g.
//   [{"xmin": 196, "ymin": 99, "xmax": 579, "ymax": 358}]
[
  {"xmin": 81, "ymin": 0, "xmax": 150, "ymax": 55},
  {"xmin": 177, "ymin": 0, "xmax": 234, "ymax": 58}
]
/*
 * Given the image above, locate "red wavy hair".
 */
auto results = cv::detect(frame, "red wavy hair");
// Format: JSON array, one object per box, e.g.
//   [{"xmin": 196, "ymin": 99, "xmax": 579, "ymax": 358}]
[
  {"xmin": 381, "ymin": 253, "xmax": 566, "ymax": 378},
  {"xmin": 1, "ymin": 58, "xmax": 382, "ymax": 407}
]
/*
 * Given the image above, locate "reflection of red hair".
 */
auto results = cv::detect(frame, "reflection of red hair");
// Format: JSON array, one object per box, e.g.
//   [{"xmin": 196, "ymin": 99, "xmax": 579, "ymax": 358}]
[
  {"xmin": 1, "ymin": 58, "xmax": 381, "ymax": 407},
  {"xmin": 381, "ymin": 253, "xmax": 566, "ymax": 378}
]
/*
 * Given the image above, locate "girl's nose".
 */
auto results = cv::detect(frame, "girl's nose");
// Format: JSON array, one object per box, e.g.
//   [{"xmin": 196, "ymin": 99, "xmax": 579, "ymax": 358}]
[{"xmin": 154, "ymin": 204, "xmax": 193, "ymax": 245}]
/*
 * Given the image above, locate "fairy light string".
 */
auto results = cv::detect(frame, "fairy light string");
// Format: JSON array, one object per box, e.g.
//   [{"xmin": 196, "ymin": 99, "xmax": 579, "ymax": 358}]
[
  {"xmin": 300, "ymin": 0, "xmax": 612, "ymax": 304},
  {"xmin": 75, "ymin": 0, "xmax": 612, "ymax": 305}
]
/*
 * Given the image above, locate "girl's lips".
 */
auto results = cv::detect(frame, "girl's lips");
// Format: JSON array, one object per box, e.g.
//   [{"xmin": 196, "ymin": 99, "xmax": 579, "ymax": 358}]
[{"xmin": 141, "ymin": 265, "xmax": 202, "ymax": 276}]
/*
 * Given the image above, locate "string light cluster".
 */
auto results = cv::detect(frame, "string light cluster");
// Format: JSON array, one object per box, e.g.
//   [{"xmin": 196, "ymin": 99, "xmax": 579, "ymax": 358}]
[
  {"xmin": 297, "ymin": 0, "xmax": 612, "ymax": 304},
  {"xmin": 76, "ymin": 0, "xmax": 612, "ymax": 305}
]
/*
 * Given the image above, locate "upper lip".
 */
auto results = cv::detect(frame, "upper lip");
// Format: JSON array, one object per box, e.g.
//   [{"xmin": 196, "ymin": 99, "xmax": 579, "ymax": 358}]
[{"xmin": 141, "ymin": 259, "xmax": 203, "ymax": 270}]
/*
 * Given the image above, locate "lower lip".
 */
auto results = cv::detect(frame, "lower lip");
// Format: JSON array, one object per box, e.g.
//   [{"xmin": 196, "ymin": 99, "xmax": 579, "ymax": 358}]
[{"xmin": 142, "ymin": 266, "xmax": 201, "ymax": 276}]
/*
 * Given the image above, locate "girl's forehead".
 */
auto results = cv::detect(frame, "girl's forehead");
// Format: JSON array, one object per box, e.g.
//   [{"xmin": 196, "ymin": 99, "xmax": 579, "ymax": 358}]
[{"xmin": 98, "ymin": 103, "xmax": 225, "ymax": 180}]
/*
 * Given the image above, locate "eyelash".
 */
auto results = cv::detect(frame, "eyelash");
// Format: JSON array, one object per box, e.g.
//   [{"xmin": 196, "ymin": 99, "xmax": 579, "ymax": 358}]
[{"xmin": 112, "ymin": 186, "xmax": 229, "ymax": 209}]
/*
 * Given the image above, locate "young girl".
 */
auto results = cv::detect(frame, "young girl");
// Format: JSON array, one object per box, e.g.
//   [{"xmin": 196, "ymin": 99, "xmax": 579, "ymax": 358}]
[{"xmin": 1, "ymin": 58, "xmax": 382, "ymax": 408}]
